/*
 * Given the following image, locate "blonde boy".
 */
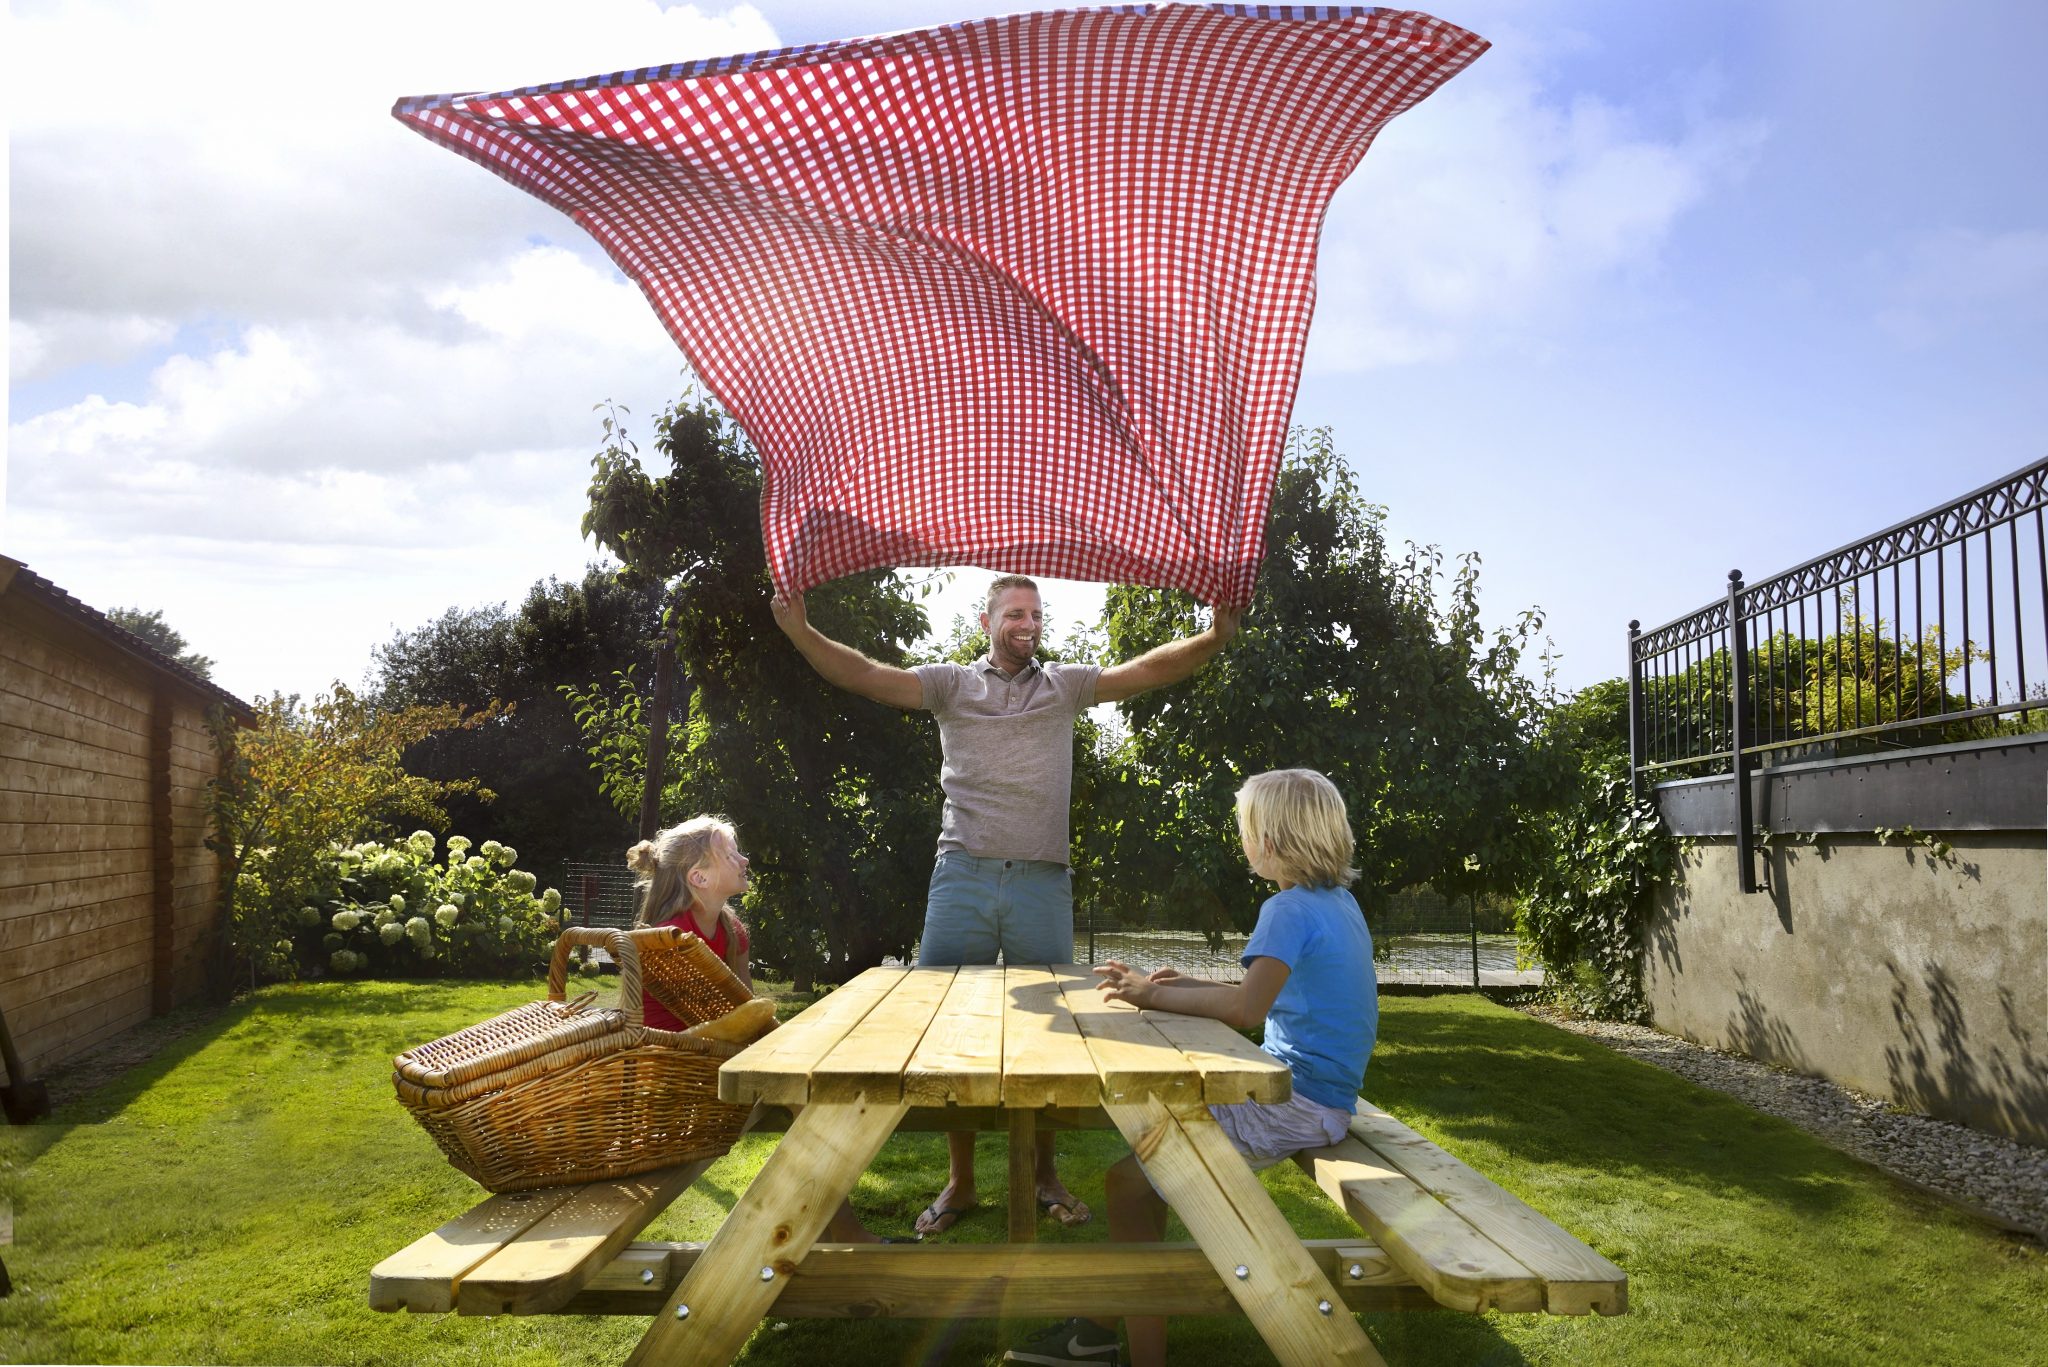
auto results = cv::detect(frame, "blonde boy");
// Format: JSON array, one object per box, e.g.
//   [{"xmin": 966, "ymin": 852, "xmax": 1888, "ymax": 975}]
[{"xmin": 1004, "ymin": 769, "xmax": 1378, "ymax": 1367}]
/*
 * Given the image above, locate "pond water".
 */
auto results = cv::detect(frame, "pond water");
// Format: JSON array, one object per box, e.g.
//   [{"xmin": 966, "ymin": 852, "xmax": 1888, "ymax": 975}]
[{"xmin": 891, "ymin": 930, "xmax": 1534, "ymax": 985}]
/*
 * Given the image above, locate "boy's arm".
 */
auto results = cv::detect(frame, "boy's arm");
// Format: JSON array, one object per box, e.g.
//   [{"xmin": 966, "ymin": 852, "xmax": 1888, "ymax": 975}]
[
  {"xmin": 771, "ymin": 591, "xmax": 924, "ymax": 709},
  {"xmin": 1096, "ymin": 956, "xmax": 1289, "ymax": 1029}
]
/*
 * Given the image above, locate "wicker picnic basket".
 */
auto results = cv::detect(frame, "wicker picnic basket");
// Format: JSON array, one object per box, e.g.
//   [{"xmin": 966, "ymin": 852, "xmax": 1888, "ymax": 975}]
[{"xmin": 391, "ymin": 926, "xmax": 773, "ymax": 1192}]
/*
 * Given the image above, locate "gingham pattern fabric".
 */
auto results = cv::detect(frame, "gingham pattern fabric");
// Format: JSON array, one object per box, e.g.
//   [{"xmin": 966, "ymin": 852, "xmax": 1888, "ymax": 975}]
[{"xmin": 395, "ymin": 5, "xmax": 1486, "ymax": 604}]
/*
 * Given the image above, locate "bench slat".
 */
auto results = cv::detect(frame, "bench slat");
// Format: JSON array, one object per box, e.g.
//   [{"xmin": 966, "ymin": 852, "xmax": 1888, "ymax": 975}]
[
  {"xmin": 1345, "ymin": 1101, "xmax": 1628, "ymax": 1315},
  {"xmin": 1296, "ymin": 1137, "xmax": 1544, "ymax": 1313},
  {"xmin": 369, "ymin": 1187, "xmax": 578, "ymax": 1312},
  {"xmin": 454, "ymin": 1158, "xmax": 718, "ymax": 1315}
]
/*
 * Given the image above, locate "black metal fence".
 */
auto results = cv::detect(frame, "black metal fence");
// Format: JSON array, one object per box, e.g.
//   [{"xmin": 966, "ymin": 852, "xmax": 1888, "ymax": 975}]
[{"xmin": 1629, "ymin": 457, "xmax": 2048, "ymax": 890}]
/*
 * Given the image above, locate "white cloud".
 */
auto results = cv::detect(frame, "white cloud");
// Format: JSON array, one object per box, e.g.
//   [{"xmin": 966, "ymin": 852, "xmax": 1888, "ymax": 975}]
[
  {"xmin": 1305, "ymin": 35, "xmax": 1765, "ymax": 372},
  {"xmin": 9, "ymin": 0, "xmax": 778, "ymax": 333},
  {"xmin": 1872, "ymin": 227, "xmax": 2048, "ymax": 347}
]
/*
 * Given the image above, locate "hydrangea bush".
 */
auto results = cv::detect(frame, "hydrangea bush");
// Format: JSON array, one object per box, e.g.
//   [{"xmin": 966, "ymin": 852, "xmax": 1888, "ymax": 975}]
[{"xmin": 238, "ymin": 831, "xmax": 563, "ymax": 980}]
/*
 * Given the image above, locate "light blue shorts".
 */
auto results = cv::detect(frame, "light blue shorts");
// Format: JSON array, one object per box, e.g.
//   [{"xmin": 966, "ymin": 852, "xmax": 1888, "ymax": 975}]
[
  {"xmin": 1142, "ymin": 1091, "xmax": 1353, "ymax": 1196},
  {"xmin": 917, "ymin": 851, "xmax": 1074, "ymax": 966}
]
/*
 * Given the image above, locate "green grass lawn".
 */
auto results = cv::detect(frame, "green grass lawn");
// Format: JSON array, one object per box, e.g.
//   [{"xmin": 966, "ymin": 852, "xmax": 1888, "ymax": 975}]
[{"xmin": 2, "ymin": 978, "xmax": 2041, "ymax": 1365}]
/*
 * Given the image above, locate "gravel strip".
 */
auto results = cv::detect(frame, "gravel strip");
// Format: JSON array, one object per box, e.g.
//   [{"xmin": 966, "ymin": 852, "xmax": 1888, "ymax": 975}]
[{"xmin": 1524, "ymin": 1006, "xmax": 2048, "ymax": 1242}]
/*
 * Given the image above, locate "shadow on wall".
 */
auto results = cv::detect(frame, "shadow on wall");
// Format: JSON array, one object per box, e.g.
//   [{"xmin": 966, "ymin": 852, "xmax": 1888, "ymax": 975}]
[
  {"xmin": 1724, "ymin": 969, "xmax": 1810, "ymax": 1073},
  {"xmin": 1885, "ymin": 960, "xmax": 2048, "ymax": 1146}
]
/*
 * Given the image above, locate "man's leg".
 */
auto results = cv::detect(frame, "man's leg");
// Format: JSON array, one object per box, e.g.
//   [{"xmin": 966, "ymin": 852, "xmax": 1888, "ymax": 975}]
[
  {"xmin": 1000, "ymin": 860, "xmax": 1090, "ymax": 1226},
  {"xmin": 917, "ymin": 853, "xmax": 999, "ymax": 1237}
]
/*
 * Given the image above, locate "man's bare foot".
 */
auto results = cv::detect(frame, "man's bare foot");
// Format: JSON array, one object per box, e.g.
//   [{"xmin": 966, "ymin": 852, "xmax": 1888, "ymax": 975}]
[
  {"xmin": 1035, "ymin": 1182, "xmax": 1092, "ymax": 1228},
  {"xmin": 914, "ymin": 1181, "xmax": 978, "ymax": 1238}
]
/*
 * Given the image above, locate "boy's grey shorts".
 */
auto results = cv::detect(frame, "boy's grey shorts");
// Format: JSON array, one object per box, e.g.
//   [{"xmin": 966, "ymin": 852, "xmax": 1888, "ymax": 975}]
[{"xmin": 1141, "ymin": 1091, "xmax": 1353, "ymax": 1195}]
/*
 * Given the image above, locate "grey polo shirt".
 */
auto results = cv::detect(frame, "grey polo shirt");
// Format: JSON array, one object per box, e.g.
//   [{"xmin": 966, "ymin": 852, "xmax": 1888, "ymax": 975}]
[{"xmin": 912, "ymin": 654, "xmax": 1103, "ymax": 866}]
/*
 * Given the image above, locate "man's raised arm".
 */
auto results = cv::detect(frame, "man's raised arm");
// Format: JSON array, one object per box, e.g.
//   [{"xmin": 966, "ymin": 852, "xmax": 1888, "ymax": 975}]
[
  {"xmin": 1095, "ymin": 603, "xmax": 1244, "ymax": 704},
  {"xmin": 771, "ymin": 591, "xmax": 925, "ymax": 710}
]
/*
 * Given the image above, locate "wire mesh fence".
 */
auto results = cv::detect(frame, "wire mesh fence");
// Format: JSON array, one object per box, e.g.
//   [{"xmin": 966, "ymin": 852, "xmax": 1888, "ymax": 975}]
[{"xmin": 561, "ymin": 863, "xmax": 1538, "ymax": 989}]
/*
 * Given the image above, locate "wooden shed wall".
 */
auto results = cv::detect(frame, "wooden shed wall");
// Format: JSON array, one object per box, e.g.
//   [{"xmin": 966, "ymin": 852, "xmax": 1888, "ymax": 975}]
[{"xmin": 1, "ymin": 589, "xmax": 226, "ymax": 1078}]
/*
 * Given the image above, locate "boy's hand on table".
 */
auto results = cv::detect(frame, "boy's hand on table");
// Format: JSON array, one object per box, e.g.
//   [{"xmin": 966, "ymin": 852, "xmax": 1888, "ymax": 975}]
[{"xmin": 1093, "ymin": 961, "xmax": 1158, "ymax": 1008}]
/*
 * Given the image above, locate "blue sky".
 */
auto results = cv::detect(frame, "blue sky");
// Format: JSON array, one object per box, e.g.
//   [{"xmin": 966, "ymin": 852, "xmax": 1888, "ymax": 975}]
[{"xmin": 7, "ymin": 1, "xmax": 2045, "ymax": 704}]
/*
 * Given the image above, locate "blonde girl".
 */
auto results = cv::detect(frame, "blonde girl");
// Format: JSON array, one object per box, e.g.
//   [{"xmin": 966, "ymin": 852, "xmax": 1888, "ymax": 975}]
[{"xmin": 628, "ymin": 816, "xmax": 752, "ymax": 1031}]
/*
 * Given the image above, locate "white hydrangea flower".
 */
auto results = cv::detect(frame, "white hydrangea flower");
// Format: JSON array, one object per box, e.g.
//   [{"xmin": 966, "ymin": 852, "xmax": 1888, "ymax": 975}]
[
  {"xmin": 508, "ymin": 870, "xmax": 537, "ymax": 894},
  {"xmin": 496, "ymin": 844, "xmax": 519, "ymax": 867},
  {"xmin": 541, "ymin": 888, "xmax": 562, "ymax": 912},
  {"xmin": 497, "ymin": 916, "xmax": 515, "ymax": 935},
  {"xmin": 299, "ymin": 906, "xmax": 322, "ymax": 927},
  {"xmin": 435, "ymin": 904, "xmax": 459, "ymax": 927},
  {"xmin": 447, "ymin": 835, "xmax": 472, "ymax": 855},
  {"xmin": 332, "ymin": 910, "xmax": 361, "ymax": 932},
  {"xmin": 408, "ymin": 831, "xmax": 436, "ymax": 855},
  {"xmin": 379, "ymin": 922, "xmax": 405, "ymax": 946},
  {"xmin": 479, "ymin": 840, "xmax": 503, "ymax": 859},
  {"xmin": 466, "ymin": 856, "xmax": 486, "ymax": 871},
  {"xmin": 405, "ymin": 916, "xmax": 431, "ymax": 942},
  {"xmin": 388, "ymin": 893, "xmax": 406, "ymax": 915}
]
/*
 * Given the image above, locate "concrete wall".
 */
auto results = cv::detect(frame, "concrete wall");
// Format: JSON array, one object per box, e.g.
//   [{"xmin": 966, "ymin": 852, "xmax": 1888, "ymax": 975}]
[{"xmin": 1643, "ymin": 832, "xmax": 2047, "ymax": 1146}]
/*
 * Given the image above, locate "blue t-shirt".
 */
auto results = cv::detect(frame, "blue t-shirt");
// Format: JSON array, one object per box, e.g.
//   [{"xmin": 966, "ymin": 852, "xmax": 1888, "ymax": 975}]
[{"xmin": 1241, "ymin": 884, "xmax": 1377, "ymax": 1110}]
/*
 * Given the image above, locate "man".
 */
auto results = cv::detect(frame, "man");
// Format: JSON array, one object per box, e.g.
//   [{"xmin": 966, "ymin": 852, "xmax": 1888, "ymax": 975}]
[{"xmin": 772, "ymin": 574, "xmax": 1242, "ymax": 1237}]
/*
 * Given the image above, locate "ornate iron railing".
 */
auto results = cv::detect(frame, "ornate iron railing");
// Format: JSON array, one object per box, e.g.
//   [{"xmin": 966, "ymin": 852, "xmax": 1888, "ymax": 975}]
[{"xmin": 1628, "ymin": 457, "xmax": 2048, "ymax": 892}]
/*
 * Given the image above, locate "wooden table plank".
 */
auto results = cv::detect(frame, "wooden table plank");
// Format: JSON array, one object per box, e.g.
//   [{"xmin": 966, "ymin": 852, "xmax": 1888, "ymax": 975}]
[
  {"xmin": 809, "ymin": 967, "xmax": 957, "ymax": 1103},
  {"xmin": 1138, "ymin": 1009, "xmax": 1293, "ymax": 1105},
  {"xmin": 454, "ymin": 1158, "xmax": 717, "ymax": 1315},
  {"xmin": 369, "ymin": 1187, "xmax": 578, "ymax": 1312},
  {"xmin": 1000, "ymin": 965, "xmax": 1102, "ymax": 1108},
  {"xmin": 1059, "ymin": 964, "xmax": 1206, "ymax": 1106},
  {"xmin": 1295, "ymin": 1137, "xmax": 1543, "ymax": 1313},
  {"xmin": 1109, "ymin": 1096, "xmax": 1385, "ymax": 1367},
  {"xmin": 569, "ymin": 1239, "xmax": 1441, "ymax": 1318},
  {"xmin": 625, "ymin": 1095, "xmax": 910, "ymax": 1367},
  {"xmin": 1345, "ymin": 1101, "xmax": 1628, "ymax": 1315},
  {"xmin": 903, "ymin": 964, "xmax": 1005, "ymax": 1107},
  {"xmin": 718, "ymin": 967, "xmax": 903, "ymax": 1105}
]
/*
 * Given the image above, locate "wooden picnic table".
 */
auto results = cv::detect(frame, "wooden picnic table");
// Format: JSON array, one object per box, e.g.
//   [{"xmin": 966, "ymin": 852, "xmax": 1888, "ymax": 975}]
[{"xmin": 371, "ymin": 964, "xmax": 1626, "ymax": 1365}]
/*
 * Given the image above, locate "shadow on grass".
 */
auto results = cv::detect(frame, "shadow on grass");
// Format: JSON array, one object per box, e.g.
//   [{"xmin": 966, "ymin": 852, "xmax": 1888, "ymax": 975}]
[{"xmin": 1371, "ymin": 998, "xmax": 1864, "ymax": 1221}]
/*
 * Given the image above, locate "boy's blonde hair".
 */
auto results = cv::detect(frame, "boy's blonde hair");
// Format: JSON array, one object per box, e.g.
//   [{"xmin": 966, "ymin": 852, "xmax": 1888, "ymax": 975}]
[
  {"xmin": 1235, "ymin": 769, "xmax": 1358, "ymax": 888},
  {"xmin": 627, "ymin": 815, "xmax": 748, "ymax": 967}
]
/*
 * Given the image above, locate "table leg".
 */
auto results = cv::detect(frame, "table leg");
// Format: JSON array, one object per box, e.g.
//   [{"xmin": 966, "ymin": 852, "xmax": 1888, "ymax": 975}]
[
  {"xmin": 1104, "ymin": 1097, "xmax": 1386, "ymax": 1367},
  {"xmin": 1007, "ymin": 1109, "xmax": 1038, "ymax": 1243},
  {"xmin": 624, "ymin": 1093, "xmax": 910, "ymax": 1367}
]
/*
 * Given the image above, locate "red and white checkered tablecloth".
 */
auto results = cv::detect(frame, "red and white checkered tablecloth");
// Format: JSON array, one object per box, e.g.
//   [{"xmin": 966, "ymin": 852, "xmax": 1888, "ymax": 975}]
[{"xmin": 395, "ymin": 5, "xmax": 1486, "ymax": 605}]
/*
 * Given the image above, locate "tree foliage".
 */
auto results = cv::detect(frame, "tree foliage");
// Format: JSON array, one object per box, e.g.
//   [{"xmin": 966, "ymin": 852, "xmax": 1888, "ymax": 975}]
[
  {"xmin": 1078, "ymin": 427, "xmax": 1576, "ymax": 939},
  {"xmin": 106, "ymin": 605, "xmax": 215, "ymax": 677},
  {"xmin": 566, "ymin": 396, "xmax": 942, "ymax": 988},
  {"xmin": 371, "ymin": 569, "xmax": 659, "ymax": 874}
]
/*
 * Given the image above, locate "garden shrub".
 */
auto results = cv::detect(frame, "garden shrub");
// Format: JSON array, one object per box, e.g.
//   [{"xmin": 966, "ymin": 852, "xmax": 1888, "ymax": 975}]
[{"xmin": 237, "ymin": 831, "xmax": 563, "ymax": 980}]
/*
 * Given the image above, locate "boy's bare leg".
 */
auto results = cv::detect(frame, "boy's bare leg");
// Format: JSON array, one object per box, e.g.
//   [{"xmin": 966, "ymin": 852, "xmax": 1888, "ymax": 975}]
[{"xmin": 1094, "ymin": 1152, "xmax": 1170, "ymax": 1367}]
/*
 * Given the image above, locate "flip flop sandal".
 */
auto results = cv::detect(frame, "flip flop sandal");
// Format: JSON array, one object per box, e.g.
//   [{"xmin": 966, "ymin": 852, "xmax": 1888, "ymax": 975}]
[
  {"xmin": 1037, "ymin": 1194, "xmax": 1093, "ymax": 1228},
  {"xmin": 914, "ymin": 1201, "xmax": 976, "ymax": 1239}
]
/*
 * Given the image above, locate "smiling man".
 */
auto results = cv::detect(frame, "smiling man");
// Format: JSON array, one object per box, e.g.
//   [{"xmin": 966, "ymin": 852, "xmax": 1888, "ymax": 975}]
[{"xmin": 771, "ymin": 574, "xmax": 1241, "ymax": 1238}]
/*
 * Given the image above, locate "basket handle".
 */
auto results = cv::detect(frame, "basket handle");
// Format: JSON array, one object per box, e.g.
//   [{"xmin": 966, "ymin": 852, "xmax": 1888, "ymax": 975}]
[{"xmin": 548, "ymin": 926, "xmax": 645, "ymax": 1027}]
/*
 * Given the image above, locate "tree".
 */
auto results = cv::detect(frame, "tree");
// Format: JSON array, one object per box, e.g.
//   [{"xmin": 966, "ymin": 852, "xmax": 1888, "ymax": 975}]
[
  {"xmin": 371, "ymin": 570, "xmax": 660, "ymax": 877},
  {"xmin": 106, "ymin": 606, "xmax": 215, "ymax": 677},
  {"xmin": 1079, "ymin": 427, "xmax": 1575, "ymax": 938},
  {"xmin": 568, "ymin": 395, "xmax": 943, "ymax": 987}
]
